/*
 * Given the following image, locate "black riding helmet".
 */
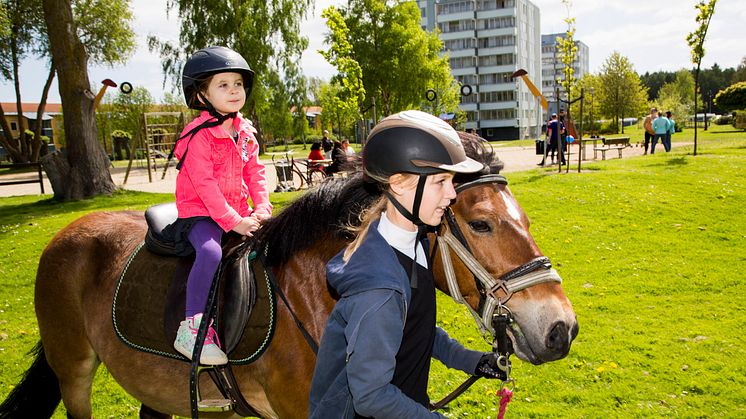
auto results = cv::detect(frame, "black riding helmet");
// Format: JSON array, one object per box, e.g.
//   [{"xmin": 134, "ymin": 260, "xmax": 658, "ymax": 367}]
[
  {"xmin": 363, "ymin": 110, "xmax": 483, "ymax": 225},
  {"xmin": 363, "ymin": 110, "xmax": 483, "ymax": 287},
  {"xmin": 171, "ymin": 47, "xmax": 255, "ymax": 171},
  {"xmin": 182, "ymin": 46, "xmax": 255, "ymax": 111}
]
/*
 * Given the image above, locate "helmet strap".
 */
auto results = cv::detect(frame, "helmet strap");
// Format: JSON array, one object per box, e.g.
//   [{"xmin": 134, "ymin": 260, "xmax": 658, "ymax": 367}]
[
  {"xmin": 198, "ymin": 92, "xmax": 238, "ymax": 122},
  {"xmin": 383, "ymin": 174, "xmax": 429, "ymax": 288}
]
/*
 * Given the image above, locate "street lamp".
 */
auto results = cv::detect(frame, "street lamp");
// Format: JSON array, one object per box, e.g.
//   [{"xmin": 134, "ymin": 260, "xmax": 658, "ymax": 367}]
[{"xmin": 589, "ymin": 87, "xmax": 595, "ymax": 137}]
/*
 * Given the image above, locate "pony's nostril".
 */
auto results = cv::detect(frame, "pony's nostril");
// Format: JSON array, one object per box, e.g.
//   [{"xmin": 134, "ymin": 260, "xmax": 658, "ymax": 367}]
[{"xmin": 545, "ymin": 321, "xmax": 569, "ymax": 353}]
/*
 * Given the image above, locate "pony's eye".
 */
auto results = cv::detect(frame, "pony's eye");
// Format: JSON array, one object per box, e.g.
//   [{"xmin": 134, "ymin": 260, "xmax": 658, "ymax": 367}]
[{"xmin": 468, "ymin": 220, "xmax": 491, "ymax": 233}]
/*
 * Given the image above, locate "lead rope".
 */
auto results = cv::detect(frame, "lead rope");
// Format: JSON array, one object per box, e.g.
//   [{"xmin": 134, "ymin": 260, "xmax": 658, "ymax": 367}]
[{"xmin": 496, "ymin": 386, "xmax": 513, "ymax": 419}]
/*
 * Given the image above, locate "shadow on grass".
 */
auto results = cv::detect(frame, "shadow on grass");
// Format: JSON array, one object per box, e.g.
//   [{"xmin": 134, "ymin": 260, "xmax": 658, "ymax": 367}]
[
  {"xmin": 666, "ymin": 157, "xmax": 688, "ymax": 166},
  {"xmin": 0, "ymin": 190, "xmax": 171, "ymax": 231}
]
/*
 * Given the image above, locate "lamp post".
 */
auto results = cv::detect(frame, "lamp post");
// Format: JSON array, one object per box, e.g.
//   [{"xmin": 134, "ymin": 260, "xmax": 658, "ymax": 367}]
[{"xmin": 589, "ymin": 87, "xmax": 595, "ymax": 137}]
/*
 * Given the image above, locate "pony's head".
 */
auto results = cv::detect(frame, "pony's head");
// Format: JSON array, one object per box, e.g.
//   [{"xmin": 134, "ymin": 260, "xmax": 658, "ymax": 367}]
[{"xmin": 256, "ymin": 133, "xmax": 577, "ymax": 364}]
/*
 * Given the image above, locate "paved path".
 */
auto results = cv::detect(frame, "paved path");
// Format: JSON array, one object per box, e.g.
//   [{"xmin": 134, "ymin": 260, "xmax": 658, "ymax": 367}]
[{"xmin": 0, "ymin": 140, "xmax": 664, "ymax": 198}]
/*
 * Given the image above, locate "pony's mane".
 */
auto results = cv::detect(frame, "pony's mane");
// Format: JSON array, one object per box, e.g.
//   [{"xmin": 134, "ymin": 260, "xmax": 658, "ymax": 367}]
[{"xmin": 255, "ymin": 133, "xmax": 503, "ymax": 266}]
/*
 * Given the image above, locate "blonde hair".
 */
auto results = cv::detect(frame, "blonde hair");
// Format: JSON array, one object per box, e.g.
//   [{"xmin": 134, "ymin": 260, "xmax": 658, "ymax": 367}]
[{"xmin": 342, "ymin": 173, "xmax": 419, "ymax": 262}]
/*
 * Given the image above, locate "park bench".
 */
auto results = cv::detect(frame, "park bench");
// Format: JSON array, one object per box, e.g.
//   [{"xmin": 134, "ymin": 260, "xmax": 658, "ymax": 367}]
[
  {"xmin": 0, "ymin": 162, "xmax": 45, "ymax": 193},
  {"xmin": 594, "ymin": 136, "xmax": 631, "ymax": 160}
]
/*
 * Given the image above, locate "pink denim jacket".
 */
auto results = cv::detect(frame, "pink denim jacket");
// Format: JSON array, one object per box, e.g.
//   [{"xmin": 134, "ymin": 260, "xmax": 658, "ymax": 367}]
[{"xmin": 174, "ymin": 111, "xmax": 272, "ymax": 232}]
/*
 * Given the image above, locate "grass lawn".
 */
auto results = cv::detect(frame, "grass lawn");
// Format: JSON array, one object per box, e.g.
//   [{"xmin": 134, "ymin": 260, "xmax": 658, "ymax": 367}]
[{"xmin": 0, "ymin": 128, "xmax": 744, "ymax": 417}]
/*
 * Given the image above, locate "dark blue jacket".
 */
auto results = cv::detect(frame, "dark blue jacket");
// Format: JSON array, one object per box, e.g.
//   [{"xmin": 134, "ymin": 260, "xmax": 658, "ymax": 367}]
[{"xmin": 308, "ymin": 220, "xmax": 483, "ymax": 418}]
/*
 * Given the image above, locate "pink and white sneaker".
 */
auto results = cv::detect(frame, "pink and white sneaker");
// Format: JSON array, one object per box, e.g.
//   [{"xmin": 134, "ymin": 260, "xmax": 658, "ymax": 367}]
[{"xmin": 173, "ymin": 313, "xmax": 228, "ymax": 365}]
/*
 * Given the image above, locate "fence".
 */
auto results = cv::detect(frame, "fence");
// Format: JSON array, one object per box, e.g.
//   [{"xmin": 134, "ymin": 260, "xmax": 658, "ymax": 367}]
[{"xmin": 0, "ymin": 162, "xmax": 45, "ymax": 193}]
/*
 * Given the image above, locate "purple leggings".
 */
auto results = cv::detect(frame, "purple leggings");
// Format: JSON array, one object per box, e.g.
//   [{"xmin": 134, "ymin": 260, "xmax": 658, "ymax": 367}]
[{"xmin": 185, "ymin": 219, "xmax": 223, "ymax": 317}]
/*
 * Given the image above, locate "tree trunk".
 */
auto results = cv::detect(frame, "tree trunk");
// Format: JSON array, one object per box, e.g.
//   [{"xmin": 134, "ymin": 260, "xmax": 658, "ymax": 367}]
[
  {"xmin": 0, "ymin": 106, "xmax": 24, "ymax": 162},
  {"xmin": 694, "ymin": 68, "xmax": 700, "ymax": 156},
  {"xmin": 11, "ymin": 39, "xmax": 28, "ymax": 139},
  {"xmin": 31, "ymin": 64, "xmax": 57, "ymax": 162},
  {"xmin": 42, "ymin": 0, "xmax": 117, "ymax": 199},
  {"xmin": 40, "ymin": 151, "xmax": 69, "ymax": 201}
]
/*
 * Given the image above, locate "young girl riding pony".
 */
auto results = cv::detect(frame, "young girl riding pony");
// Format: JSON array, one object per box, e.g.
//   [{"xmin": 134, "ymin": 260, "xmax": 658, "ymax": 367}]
[{"xmin": 167, "ymin": 46, "xmax": 272, "ymax": 365}]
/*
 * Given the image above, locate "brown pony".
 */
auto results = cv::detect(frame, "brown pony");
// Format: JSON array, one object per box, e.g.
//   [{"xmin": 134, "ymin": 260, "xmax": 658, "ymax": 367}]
[{"xmin": 0, "ymin": 139, "xmax": 577, "ymax": 418}]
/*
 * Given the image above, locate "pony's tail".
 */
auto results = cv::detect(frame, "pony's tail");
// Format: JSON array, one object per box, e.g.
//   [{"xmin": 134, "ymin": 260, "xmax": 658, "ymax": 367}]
[{"xmin": 0, "ymin": 341, "xmax": 61, "ymax": 419}]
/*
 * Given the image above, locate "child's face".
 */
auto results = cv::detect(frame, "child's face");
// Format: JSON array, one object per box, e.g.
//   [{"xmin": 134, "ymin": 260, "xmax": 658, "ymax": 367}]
[
  {"xmin": 390, "ymin": 172, "xmax": 457, "ymax": 228},
  {"xmin": 203, "ymin": 72, "xmax": 245, "ymax": 114}
]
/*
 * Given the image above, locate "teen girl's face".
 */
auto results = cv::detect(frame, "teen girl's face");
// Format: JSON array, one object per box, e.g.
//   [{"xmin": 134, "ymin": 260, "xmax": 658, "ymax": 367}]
[
  {"xmin": 203, "ymin": 72, "xmax": 245, "ymax": 115},
  {"xmin": 389, "ymin": 172, "xmax": 457, "ymax": 230}
]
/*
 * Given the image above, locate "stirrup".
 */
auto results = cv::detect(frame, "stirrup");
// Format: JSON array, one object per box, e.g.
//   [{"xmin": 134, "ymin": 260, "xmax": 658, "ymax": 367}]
[{"xmin": 195, "ymin": 365, "xmax": 233, "ymax": 413}]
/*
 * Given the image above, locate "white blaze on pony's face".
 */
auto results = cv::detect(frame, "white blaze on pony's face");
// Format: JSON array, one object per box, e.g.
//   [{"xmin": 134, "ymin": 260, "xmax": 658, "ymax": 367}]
[{"xmin": 442, "ymin": 182, "xmax": 578, "ymax": 364}]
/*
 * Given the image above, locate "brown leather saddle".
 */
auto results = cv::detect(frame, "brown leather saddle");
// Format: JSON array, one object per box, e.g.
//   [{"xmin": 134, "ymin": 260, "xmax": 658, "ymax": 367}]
[{"xmin": 112, "ymin": 203, "xmax": 276, "ymax": 364}]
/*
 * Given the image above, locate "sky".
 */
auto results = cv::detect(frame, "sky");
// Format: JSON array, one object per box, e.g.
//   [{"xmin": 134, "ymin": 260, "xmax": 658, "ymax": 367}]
[{"xmin": 1, "ymin": 0, "xmax": 744, "ymax": 103}]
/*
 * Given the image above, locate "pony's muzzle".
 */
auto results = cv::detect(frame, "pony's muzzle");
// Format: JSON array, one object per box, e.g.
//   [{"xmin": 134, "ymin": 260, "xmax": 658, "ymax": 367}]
[{"xmin": 544, "ymin": 319, "xmax": 578, "ymax": 360}]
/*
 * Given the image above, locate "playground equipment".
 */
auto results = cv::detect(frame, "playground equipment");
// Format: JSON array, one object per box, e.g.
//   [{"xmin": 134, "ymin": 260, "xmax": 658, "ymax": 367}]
[{"xmin": 123, "ymin": 112, "xmax": 185, "ymax": 183}]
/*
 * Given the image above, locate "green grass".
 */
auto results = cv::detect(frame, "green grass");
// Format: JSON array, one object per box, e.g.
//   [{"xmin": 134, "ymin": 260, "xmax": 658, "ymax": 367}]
[{"xmin": 1, "ymin": 128, "xmax": 745, "ymax": 417}]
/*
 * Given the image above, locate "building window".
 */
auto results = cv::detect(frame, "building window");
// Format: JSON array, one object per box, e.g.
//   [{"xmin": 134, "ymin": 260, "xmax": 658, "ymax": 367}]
[
  {"xmin": 479, "ymin": 90, "xmax": 515, "ymax": 103},
  {"xmin": 449, "ymin": 56, "xmax": 476, "ymax": 69},
  {"xmin": 443, "ymin": 38, "xmax": 476, "ymax": 51},
  {"xmin": 455, "ymin": 74, "xmax": 478, "ymax": 85},
  {"xmin": 436, "ymin": 1, "xmax": 474, "ymax": 15},
  {"xmin": 478, "ymin": 16, "xmax": 516, "ymax": 30},
  {"xmin": 479, "ymin": 72, "xmax": 514, "ymax": 85},
  {"xmin": 477, "ymin": 0, "xmax": 516, "ymax": 11},
  {"xmin": 10, "ymin": 122, "xmax": 17, "ymax": 131},
  {"xmin": 478, "ymin": 54, "xmax": 515, "ymax": 67},
  {"xmin": 478, "ymin": 35, "xmax": 515, "ymax": 49},
  {"xmin": 480, "ymin": 109, "xmax": 516, "ymax": 121},
  {"xmin": 438, "ymin": 19, "xmax": 475, "ymax": 33}
]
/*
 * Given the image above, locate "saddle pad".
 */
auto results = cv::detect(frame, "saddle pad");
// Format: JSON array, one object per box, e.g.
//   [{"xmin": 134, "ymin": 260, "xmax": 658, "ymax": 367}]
[{"xmin": 112, "ymin": 242, "xmax": 276, "ymax": 364}]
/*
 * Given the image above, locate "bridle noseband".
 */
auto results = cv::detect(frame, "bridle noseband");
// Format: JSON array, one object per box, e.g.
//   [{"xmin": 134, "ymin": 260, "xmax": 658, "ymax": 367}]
[{"xmin": 436, "ymin": 174, "xmax": 563, "ymax": 338}]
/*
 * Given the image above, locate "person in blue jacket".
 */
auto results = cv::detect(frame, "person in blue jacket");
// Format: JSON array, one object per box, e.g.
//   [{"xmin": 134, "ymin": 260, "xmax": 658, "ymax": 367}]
[{"xmin": 309, "ymin": 110, "xmax": 504, "ymax": 418}]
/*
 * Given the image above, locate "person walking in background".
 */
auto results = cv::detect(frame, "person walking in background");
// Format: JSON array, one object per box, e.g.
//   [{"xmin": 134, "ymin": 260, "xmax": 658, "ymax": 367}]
[
  {"xmin": 321, "ymin": 130, "xmax": 333, "ymax": 159},
  {"xmin": 643, "ymin": 108, "xmax": 657, "ymax": 155},
  {"xmin": 664, "ymin": 111, "xmax": 675, "ymax": 152},
  {"xmin": 542, "ymin": 113, "xmax": 564, "ymax": 165},
  {"xmin": 651, "ymin": 111, "xmax": 669, "ymax": 155}
]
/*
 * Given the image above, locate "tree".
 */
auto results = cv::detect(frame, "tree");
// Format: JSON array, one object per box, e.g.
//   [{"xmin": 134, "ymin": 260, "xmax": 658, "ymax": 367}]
[
  {"xmin": 97, "ymin": 86, "xmax": 155, "ymax": 155},
  {"xmin": 556, "ymin": 0, "xmax": 578, "ymax": 102},
  {"xmin": 686, "ymin": 0, "xmax": 717, "ymax": 156},
  {"xmin": 0, "ymin": 0, "xmax": 47, "ymax": 162},
  {"xmin": 1, "ymin": 0, "xmax": 135, "ymax": 165},
  {"xmin": 147, "ymin": 0, "xmax": 312, "ymax": 152},
  {"xmin": 640, "ymin": 71, "xmax": 676, "ymax": 101},
  {"xmin": 41, "ymin": 0, "xmax": 136, "ymax": 199},
  {"xmin": 714, "ymin": 81, "xmax": 746, "ymax": 111},
  {"xmin": 573, "ymin": 73, "xmax": 601, "ymax": 135},
  {"xmin": 597, "ymin": 52, "xmax": 648, "ymax": 133},
  {"xmin": 320, "ymin": 6, "xmax": 366, "ymax": 138},
  {"xmin": 732, "ymin": 57, "xmax": 746, "ymax": 84},
  {"xmin": 655, "ymin": 69, "xmax": 695, "ymax": 128},
  {"xmin": 258, "ymin": 69, "xmax": 293, "ymax": 146},
  {"xmin": 332, "ymin": 0, "xmax": 455, "ymax": 117}
]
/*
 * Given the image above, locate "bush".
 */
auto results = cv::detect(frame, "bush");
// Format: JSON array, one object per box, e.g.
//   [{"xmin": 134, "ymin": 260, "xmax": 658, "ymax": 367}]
[
  {"xmin": 713, "ymin": 114, "xmax": 733, "ymax": 125},
  {"xmin": 111, "ymin": 129, "xmax": 132, "ymax": 139},
  {"xmin": 598, "ymin": 121, "xmax": 618, "ymax": 134},
  {"xmin": 733, "ymin": 110, "xmax": 746, "ymax": 130}
]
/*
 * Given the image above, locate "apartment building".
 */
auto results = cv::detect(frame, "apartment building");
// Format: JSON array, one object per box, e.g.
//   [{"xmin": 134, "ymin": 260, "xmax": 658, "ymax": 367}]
[
  {"xmin": 541, "ymin": 33, "xmax": 589, "ymax": 116},
  {"xmin": 419, "ymin": 0, "xmax": 542, "ymax": 140}
]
